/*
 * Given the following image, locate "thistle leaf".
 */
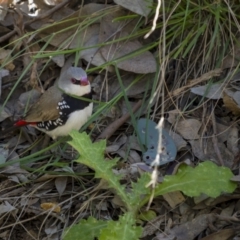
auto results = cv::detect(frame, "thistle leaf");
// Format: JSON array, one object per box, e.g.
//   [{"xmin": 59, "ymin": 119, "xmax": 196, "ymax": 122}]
[{"xmin": 155, "ymin": 161, "xmax": 237, "ymax": 198}]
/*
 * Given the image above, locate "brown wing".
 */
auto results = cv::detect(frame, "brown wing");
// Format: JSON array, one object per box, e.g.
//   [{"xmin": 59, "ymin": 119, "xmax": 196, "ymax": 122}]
[{"xmin": 24, "ymin": 86, "xmax": 62, "ymax": 122}]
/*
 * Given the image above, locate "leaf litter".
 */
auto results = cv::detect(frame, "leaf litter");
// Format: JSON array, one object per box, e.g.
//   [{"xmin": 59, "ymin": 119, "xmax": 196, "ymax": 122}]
[{"xmin": 0, "ymin": 1, "xmax": 240, "ymax": 240}]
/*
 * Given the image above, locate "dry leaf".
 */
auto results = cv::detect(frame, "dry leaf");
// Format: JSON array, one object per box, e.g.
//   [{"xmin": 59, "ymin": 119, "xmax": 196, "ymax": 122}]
[
  {"xmin": 0, "ymin": 147, "xmax": 8, "ymax": 164},
  {"xmin": 179, "ymin": 202, "xmax": 191, "ymax": 215},
  {"xmin": 227, "ymin": 126, "xmax": 239, "ymax": 156},
  {"xmin": 220, "ymin": 204, "xmax": 235, "ymax": 218},
  {"xmin": 193, "ymin": 194, "xmax": 209, "ymax": 205},
  {"xmin": 99, "ymin": 8, "xmax": 156, "ymax": 73},
  {"xmin": 112, "ymin": 194, "xmax": 125, "ymax": 207},
  {"xmin": 232, "ymin": 91, "xmax": 240, "ymax": 105},
  {"xmin": 223, "ymin": 91, "xmax": 240, "ymax": 115},
  {"xmin": 79, "ymin": 24, "xmax": 109, "ymax": 69},
  {"xmin": 96, "ymin": 201, "xmax": 108, "ymax": 211},
  {"xmin": 41, "ymin": 202, "xmax": 61, "ymax": 213},
  {"xmin": 175, "ymin": 119, "xmax": 201, "ymax": 139},
  {"xmin": 106, "ymin": 144, "xmax": 121, "ymax": 153},
  {"xmin": 0, "ymin": 48, "xmax": 15, "ymax": 70},
  {"xmin": 0, "ymin": 201, "xmax": 17, "ymax": 215},
  {"xmin": 167, "ymin": 109, "xmax": 181, "ymax": 124},
  {"xmin": 215, "ymin": 123, "xmax": 231, "ymax": 143},
  {"xmin": 154, "ymin": 214, "xmax": 217, "ymax": 240},
  {"xmin": 163, "ymin": 191, "xmax": 185, "ymax": 208},
  {"xmin": 55, "ymin": 176, "xmax": 67, "ymax": 196},
  {"xmin": 189, "ymin": 140, "xmax": 234, "ymax": 167},
  {"xmin": 190, "ymin": 83, "xmax": 223, "ymax": 99},
  {"xmin": 38, "ymin": 4, "xmax": 108, "ymax": 48},
  {"xmin": 44, "ymin": 225, "xmax": 58, "ymax": 236},
  {"xmin": 201, "ymin": 229, "xmax": 235, "ymax": 240},
  {"xmin": 21, "ymin": 198, "xmax": 39, "ymax": 206},
  {"xmin": 169, "ymin": 130, "xmax": 187, "ymax": 151},
  {"xmin": 0, "ymin": 105, "xmax": 11, "ymax": 122},
  {"xmin": 0, "ymin": 230, "xmax": 9, "ymax": 239},
  {"xmin": 0, "ymin": 68, "xmax": 9, "ymax": 77},
  {"xmin": 19, "ymin": 89, "xmax": 42, "ymax": 106},
  {"xmin": 114, "ymin": 0, "xmax": 153, "ymax": 17},
  {"xmin": 51, "ymin": 54, "xmax": 65, "ymax": 67}
]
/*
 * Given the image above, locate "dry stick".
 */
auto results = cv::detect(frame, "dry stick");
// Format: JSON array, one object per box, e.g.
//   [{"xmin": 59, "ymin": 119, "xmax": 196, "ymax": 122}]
[
  {"xmin": 0, "ymin": 207, "xmax": 64, "ymax": 231},
  {"xmin": 95, "ymin": 99, "xmax": 142, "ymax": 141},
  {"xmin": 170, "ymin": 68, "xmax": 222, "ymax": 97},
  {"xmin": 211, "ymin": 104, "xmax": 225, "ymax": 166},
  {"xmin": 0, "ymin": 0, "xmax": 71, "ymax": 43},
  {"xmin": 0, "ymin": 28, "xmax": 16, "ymax": 43}
]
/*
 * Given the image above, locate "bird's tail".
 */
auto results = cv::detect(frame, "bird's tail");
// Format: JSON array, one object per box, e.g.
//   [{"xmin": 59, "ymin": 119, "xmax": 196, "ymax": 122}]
[{"xmin": 14, "ymin": 120, "xmax": 29, "ymax": 127}]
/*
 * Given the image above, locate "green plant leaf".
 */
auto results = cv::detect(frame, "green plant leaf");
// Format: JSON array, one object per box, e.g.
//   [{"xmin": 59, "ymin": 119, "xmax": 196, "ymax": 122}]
[
  {"xmin": 155, "ymin": 161, "xmax": 237, "ymax": 198},
  {"xmin": 64, "ymin": 216, "xmax": 107, "ymax": 240},
  {"xmin": 68, "ymin": 131, "xmax": 131, "ymax": 209},
  {"xmin": 68, "ymin": 131, "xmax": 119, "ymax": 178},
  {"xmin": 127, "ymin": 173, "xmax": 151, "ymax": 208},
  {"xmin": 99, "ymin": 213, "xmax": 142, "ymax": 240},
  {"xmin": 138, "ymin": 210, "xmax": 157, "ymax": 221}
]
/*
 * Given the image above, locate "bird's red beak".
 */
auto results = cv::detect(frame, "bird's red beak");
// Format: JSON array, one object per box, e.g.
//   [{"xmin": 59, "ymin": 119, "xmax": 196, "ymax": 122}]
[{"xmin": 80, "ymin": 77, "xmax": 89, "ymax": 86}]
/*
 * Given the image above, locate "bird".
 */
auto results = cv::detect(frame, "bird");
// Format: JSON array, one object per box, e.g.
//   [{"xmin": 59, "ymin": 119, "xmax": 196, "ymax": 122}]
[{"xmin": 14, "ymin": 67, "xmax": 93, "ymax": 139}]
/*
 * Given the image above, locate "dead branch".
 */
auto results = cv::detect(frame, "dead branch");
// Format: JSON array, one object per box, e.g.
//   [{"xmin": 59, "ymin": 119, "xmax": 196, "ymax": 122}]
[{"xmin": 96, "ymin": 99, "xmax": 142, "ymax": 141}]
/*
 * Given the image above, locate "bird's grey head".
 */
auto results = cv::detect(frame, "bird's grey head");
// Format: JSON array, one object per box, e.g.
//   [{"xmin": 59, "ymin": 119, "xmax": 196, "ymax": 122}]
[{"xmin": 58, "ymin": 67, "xmax": 91, "ymax": 96}]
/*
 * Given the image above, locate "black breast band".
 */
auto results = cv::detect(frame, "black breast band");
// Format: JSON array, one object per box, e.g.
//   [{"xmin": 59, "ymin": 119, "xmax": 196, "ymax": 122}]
[{"xmin": 36, "ymin": 91, "xmax": 92, "ymax": 131}]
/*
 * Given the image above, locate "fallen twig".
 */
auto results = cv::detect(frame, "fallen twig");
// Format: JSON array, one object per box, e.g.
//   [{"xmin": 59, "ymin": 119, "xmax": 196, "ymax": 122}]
[
  {"xmin": 96, "ymin": 99, "xmax": 142, "ymax": 141},
  {"xmin": 170, "ymin": 69, "xmax": 222, "ymax": 97}
]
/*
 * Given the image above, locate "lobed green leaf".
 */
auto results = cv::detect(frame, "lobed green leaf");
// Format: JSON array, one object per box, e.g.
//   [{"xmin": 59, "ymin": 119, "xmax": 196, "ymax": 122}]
[
  {"xmin": 99, "ymin": 213, "xmax": 142, "ymax": 240},
  {"xmin": 155, "ymin": 161, "xmax": 237, "ymax": 198},
  {"xmin": 127, "ymin": 173, "xmax": 151, "ymax": 208},
  {"xmin": 68, "ymin": 131, "xmax": 132, "ymax": 209},
  {"xmin": 64, "ymin": 216, "xmax": 107, "ymax": 240}
]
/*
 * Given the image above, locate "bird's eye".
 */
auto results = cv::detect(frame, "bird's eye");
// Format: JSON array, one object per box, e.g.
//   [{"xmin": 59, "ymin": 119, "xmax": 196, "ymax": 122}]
[{"xmin": 71, "ymin": 78, "xmax": 78, "ymax": 84}]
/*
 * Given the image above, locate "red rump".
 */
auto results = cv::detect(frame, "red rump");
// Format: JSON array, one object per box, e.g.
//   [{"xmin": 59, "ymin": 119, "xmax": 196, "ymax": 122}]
[{"xmin": 15, "ymin": 120, "xmax": 36, "ymax": 127}]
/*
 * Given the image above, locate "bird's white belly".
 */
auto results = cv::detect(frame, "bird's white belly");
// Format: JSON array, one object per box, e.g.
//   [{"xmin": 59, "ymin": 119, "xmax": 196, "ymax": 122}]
[{"xmin": 46, "ymin": 103, "xmax": 93, "ymax": 139}]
